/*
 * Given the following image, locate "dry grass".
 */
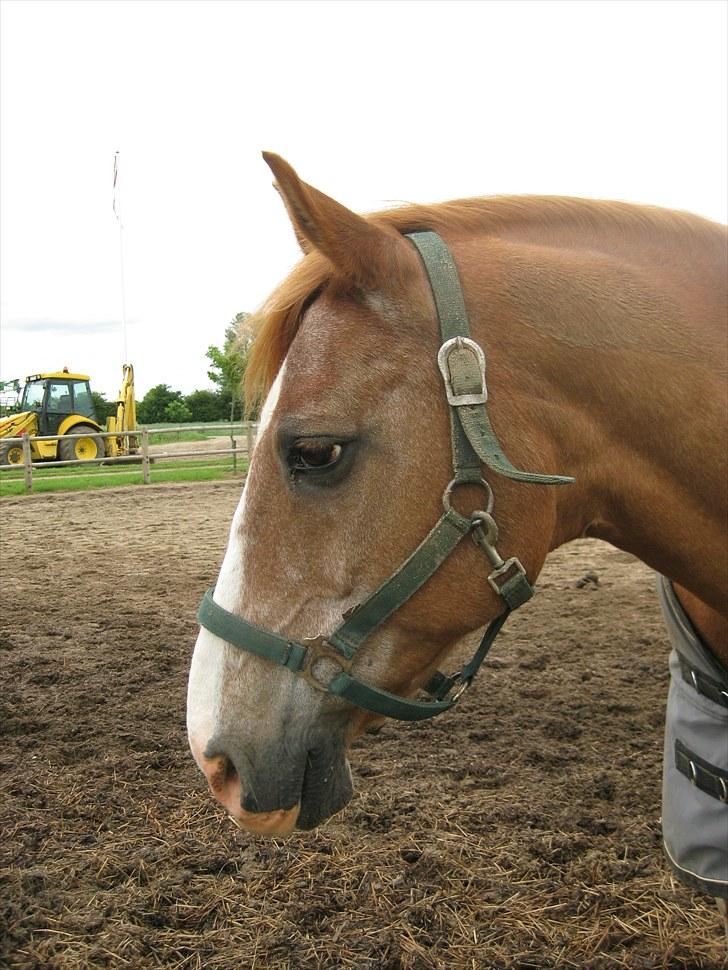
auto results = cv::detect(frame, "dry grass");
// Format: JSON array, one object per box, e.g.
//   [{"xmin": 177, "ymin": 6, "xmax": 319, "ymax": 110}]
[
  {"xmin": 1, "ymin": 484, "xmax": 726, "ymax": 969},
  {"xmin": 3, "ymin": 714, "xmax": 725, "ymax": 970}
]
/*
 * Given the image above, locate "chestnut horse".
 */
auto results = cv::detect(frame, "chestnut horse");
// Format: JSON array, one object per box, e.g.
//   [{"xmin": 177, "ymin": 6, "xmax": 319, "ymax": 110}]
[{"xmin": 187, "ymin": 155, "xmax": 727, "ymax": 907}]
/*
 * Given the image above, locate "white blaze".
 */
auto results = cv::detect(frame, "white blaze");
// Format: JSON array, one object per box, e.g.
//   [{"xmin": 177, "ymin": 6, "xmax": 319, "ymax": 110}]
[{"xmin": 186, "ymin": 365, "xmax": 285, "ymax": 763}]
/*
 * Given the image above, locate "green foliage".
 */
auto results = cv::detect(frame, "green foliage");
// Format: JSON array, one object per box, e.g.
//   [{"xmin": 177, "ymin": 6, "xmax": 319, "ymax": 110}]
[
  {"xmin": 137, "ymin": 384, "xmax": 183, "ymax": 424},
  {"xmin": 91, "ymin": 391, "xmax": 115, "ymax": 422},
  {"xmin": 184, "ymin": 389, "xmax": 229, "ymax": 422},
  {"xmin": 136, "ymin": 384, "xmax": 234, "ymax": 425},
  {"xmin": 206, "ymin": 313, "xmax": 253, "ymax": 420},
  {"xmin": 164, "ymin": 399, "xmax": 192, "ymax": 423}
]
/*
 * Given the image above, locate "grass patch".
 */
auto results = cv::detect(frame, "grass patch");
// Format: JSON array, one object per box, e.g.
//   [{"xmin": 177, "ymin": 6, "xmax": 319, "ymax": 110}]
[
  {"xmin": 143, "ymin": 424, "xmax": 252, "ymax": 446},
  {"xmin": 0, "ymin": 457, "xmax": 248, "ymax": 497},
  {"xmin": 145, "ymin": 429, "xmax": 237, "ymax": 445}
]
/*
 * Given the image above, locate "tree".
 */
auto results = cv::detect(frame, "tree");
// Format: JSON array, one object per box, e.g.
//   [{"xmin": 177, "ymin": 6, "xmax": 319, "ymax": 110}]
[
  {"xmin": 137, "ymin": 384, "xmax": 183, "ymax": 424},
  {"xmin": 91, "ymin": 390, "xmax": 115, "ymax": 422},
  {"xmin": 184, "ymin": 389, "xmax": 227, "ymax": 422},
  {"xmin": 206, "ymin": 313, "xmax": 252, "ymax": 420},
  {"xmin": 164, "ymin": 399, "xmax": 192, "ymax": 424}
]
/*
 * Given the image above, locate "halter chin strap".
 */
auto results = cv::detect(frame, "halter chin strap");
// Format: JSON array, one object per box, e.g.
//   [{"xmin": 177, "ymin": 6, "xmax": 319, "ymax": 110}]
[{"xmin": 197, "ymin": 230, "xmax": 574, "ymax": 721}]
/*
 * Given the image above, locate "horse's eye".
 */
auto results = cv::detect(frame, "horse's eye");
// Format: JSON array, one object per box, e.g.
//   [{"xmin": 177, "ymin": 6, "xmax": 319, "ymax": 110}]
[{"xmin": 289, "ymin": 440, "xmax": 343, "ymax": 473}]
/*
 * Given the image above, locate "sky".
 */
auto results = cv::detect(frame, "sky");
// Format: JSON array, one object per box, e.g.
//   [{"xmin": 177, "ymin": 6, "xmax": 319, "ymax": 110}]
[{"xmin": 1, "ymin": 0, "xmax": 726, "ymax": 400}]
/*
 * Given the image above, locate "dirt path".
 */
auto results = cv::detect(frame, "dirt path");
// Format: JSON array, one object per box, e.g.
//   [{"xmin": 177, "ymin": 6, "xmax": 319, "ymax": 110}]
[
  {"xmin": 148, "ymin": 435, "xmax": 240, "ymax": 457},
  {"xmin": 1, "ymin": 482, "xmax": 724, "ymax": 968}
]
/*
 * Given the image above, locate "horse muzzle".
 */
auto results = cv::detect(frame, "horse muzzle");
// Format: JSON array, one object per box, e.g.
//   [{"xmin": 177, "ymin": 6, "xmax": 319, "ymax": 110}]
[{"xmin": 191, "ymin": 729, "xmax": 354, "ymax": 834}]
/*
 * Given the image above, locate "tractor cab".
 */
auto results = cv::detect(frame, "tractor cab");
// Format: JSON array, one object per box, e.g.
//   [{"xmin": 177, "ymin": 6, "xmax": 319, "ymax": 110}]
[{"xmin": 20, "ymin": 372, "xmax": 98, "ymax": 436}]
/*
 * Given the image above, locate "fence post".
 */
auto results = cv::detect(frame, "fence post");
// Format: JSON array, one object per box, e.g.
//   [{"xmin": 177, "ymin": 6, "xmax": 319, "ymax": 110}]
[
  {"xmin": 231, "ymin": 435, "xmax": 237, "ymax": 475},
  {"xmin": 22, "ymin": 435, "xmax": 33, "ymax": 494},
  {"xmin": 142, "ymin": 429, "xmax": 151, "ymax": 484}
]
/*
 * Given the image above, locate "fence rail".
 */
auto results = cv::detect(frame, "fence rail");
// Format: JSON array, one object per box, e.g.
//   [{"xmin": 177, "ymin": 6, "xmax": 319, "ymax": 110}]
[{"xmin": 1, "ymin": 423, "xmax": 259, "ymax": 494}]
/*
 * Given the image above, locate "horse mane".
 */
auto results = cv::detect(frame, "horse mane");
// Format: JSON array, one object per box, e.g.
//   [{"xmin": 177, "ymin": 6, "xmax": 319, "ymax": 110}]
[{"xmin": 243, "ymin": 194, "xmax": 717, "ymax": 407}]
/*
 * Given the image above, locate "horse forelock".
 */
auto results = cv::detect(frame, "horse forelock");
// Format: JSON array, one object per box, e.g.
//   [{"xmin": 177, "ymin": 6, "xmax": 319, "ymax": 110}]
[
  {"xmin": 244, "ymin": 250, "xmax": 331, "ymax": 409},
  {"xmin": 243, "ymin": 194, "xmax": 723, "ymax": 407}
]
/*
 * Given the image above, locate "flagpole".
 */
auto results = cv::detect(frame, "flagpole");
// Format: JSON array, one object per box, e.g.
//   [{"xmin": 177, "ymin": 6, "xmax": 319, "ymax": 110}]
[{"xmin": 114, "ymin": 151, "xmax": 128, "ymax": 363}]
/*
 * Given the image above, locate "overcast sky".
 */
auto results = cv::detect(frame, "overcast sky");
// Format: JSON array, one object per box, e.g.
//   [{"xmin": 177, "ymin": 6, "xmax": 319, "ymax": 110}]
[{"xmin": 1, "ymin": 0, "xmax": 726, "ymax": 399}]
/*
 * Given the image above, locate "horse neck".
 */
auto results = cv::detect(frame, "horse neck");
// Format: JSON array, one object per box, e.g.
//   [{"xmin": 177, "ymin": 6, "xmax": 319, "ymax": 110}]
[{"xmin": 466, "ymin": 229, "xmax": 727, "ymax": 625}]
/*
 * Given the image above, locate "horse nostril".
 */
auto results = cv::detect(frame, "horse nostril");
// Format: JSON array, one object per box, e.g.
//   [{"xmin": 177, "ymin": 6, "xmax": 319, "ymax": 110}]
[
  {"xmin": 205, "ymin": 753, "xmax": 238, "ymax": 795},
  {"xmin": 200, "ymin": 749, "xmax": 271, "ymax": 820},
  {"xmin": 205, "ymin": 750, "xmax": 261, "ymax": 814}
]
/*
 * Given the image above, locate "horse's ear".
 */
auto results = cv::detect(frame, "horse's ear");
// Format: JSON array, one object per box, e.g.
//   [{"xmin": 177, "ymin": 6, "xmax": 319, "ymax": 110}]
[
  {"xmin": 272, "ymin": 182, "xmax": 312, "ymax": 254},
  {"xmin": 262, "ymin": 152, "xmax": 411, "ymax": 289}
]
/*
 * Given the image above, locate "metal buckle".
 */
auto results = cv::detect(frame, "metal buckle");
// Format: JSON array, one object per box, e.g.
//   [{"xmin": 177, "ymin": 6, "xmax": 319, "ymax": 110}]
[
  {"xmin": 299, "ymin": 636, "xmax": 353, "ymax": 692},
  {"xmin": 449, "ymin": 676, "xmax": 471, "ymax": 702},
  {"xmin": 437, "ymin": 337, "xmax": 488, "ymax": 407},
  {"xmin": 488, "ymin": 557, "xmax": 528, "ymax": 595}
]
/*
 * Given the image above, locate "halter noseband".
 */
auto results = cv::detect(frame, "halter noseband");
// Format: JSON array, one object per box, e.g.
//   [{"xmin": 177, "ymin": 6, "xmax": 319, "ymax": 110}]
[{"xmin": 197, "ymin": 231, "xmax": 574, "ymax": 721}]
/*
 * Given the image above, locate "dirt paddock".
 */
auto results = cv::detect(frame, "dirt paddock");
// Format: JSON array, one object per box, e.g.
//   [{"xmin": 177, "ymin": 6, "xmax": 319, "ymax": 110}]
[{"xmin": 1, "ymin": 482, "xmax": 725, "ymax": 969}]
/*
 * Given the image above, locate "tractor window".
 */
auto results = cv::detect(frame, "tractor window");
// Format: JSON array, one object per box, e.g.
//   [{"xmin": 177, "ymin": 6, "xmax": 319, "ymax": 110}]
[
  {"xmin": 21, "ymin": 381, "xmax": 46, "ymax": 410},
  {"xmin": 73, "ymin": 382, "xmax": 96, "ymax": 419},
  {"xmin": 47, "ymin": 383, "xmax": 73, "ymax": 413}
]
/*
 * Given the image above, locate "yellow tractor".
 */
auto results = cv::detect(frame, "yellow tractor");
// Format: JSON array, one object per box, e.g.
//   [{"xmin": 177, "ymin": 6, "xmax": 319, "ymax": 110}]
[{"xmin": 0, "ymin": 364, "xmax": 137, "ymax": 466}]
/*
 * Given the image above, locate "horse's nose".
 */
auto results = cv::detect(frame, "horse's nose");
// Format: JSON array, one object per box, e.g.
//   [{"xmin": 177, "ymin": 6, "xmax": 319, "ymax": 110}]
[{"xmin": 193, "ymin": 747, "xmax": 301, "ymax": 836}]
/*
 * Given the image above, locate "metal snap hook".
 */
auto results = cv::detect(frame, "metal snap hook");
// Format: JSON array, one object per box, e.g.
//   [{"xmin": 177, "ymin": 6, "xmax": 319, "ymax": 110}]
[{"xmin": 470, "ymin": 510, "xmax": 499, "ymax": 546}]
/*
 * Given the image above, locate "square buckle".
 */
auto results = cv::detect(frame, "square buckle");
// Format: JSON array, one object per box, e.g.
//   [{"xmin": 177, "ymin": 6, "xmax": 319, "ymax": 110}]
[
  {"xmin": 488, "ymin": 557, "xmax": 534, "ymax": 609},
  {"xmin": 488, "ymin": 557, "xmax": 526, "ymax": 593},
  {"xmin": 437, "ymin": 337, "xmax": 488, "ymax": 407},
  {"xmin": 300, "ymin": 636, "xmax": 352, "ymax": 692}
]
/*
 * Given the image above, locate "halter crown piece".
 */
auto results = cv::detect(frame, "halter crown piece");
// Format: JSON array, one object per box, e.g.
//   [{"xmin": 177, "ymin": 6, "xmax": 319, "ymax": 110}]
[{"xmin": 197, "ymin": 231, "xmax": 574, "ymax": 721}]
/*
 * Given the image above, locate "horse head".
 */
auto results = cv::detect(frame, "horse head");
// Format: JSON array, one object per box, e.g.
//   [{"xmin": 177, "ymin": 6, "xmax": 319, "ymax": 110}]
[{"xmin": 186, "ymin": 154, "xmax": 573, "ymax": 834}]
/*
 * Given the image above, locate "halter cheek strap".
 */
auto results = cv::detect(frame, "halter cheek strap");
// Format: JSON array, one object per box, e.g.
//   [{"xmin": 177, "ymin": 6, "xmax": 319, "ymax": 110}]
[
  {"xmin": 197, "ymin": 230, "xmax": 574, "ymax": 721},
  {"xmin": 410, "ymin": 230, "xmax": 573, "ymax": 488}
]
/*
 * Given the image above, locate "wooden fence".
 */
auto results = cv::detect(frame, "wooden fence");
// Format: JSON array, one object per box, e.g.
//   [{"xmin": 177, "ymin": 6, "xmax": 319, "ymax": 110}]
[{"xmin": 2, "ymin": 423, "xmax": 259, "ymax": 494}]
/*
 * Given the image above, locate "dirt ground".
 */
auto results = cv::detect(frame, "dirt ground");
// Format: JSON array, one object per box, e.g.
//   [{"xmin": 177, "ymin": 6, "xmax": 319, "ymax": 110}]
[
  {"xmin": 1, "ymin": 481, "xmax": 725, "ymax": 969},
  {"xmin": 148, "ymin": 436, "xmax": 245, "ymax": 458}
]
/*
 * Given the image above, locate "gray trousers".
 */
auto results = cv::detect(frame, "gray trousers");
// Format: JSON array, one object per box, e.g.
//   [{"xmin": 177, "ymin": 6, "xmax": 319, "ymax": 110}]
[{"xmin": 658, "ymin": 576, "xmax": 728, "ymax": 898}]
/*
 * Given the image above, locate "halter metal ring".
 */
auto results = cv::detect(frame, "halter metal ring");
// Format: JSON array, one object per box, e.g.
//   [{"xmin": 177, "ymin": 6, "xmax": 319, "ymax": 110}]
[
  {"xmin": 299, "ymin": 636, "xmax": 353, "ymax": 692},
  {"xmin": 442, "ymin": 476, "xmax": 494, "ymax": 516}
]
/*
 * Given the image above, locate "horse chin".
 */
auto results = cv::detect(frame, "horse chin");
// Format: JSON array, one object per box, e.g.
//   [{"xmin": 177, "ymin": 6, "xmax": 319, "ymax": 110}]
[
  {"xmin": 225, "ymin": 749, "xmax": 354, "ymax": 836},
  {"xmin": 296, "ymin": 752, "xmax": 354, "ymax": 831},
  {"xmin": 231, "ymin": 805, "xmax": 301, "ymax": 837}
]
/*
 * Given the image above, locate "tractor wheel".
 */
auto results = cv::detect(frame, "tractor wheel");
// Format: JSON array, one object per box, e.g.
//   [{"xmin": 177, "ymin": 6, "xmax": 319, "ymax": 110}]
[
  {"xmin": 0, "ymin": 439, "xmax": 25, "ymax": 466},
  {"xmin": 58, "ymin": 426, "xmax": 106, "ymax": 462}
]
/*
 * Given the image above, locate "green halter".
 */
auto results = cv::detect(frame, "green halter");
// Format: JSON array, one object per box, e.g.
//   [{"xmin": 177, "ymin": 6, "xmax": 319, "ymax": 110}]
[{"xmin": 197, "ymin": 231, "xmax": 574, "ymax": 721}]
